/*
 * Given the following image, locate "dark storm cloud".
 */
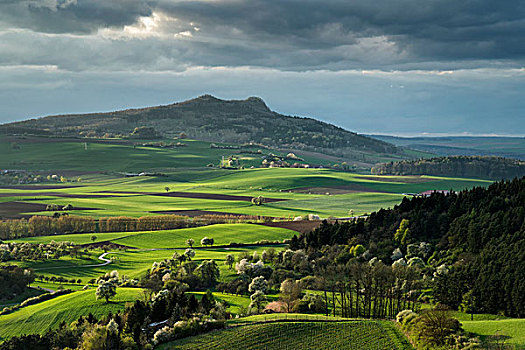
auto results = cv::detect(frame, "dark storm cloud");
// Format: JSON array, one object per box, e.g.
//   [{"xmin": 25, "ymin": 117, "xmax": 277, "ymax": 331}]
[
  {"xmin": 0, "ymin": 0, "xmax": 524, "ymax": 69},
  {"xmin": 155, "ymin": 0, "xmax": 525, "ymax": 64},
  {"xmin": 0, "ymin": 0, "xmax": 153, "ymax": 34}
]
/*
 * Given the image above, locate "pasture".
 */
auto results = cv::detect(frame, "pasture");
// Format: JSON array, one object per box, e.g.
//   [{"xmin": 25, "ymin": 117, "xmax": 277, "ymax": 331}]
[
  {"xmin": 0, "ymin": 136, "xmax": 333, "ymax": 173},
  {"xmin": 461, "ymin": 319, "xmax": 525, "ymax": 348}
]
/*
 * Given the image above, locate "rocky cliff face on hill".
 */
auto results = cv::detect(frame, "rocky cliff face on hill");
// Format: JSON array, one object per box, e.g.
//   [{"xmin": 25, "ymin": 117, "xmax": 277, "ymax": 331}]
[{"xmin": 1, "ymin": 95, "xmax": 399, "ymax": 159}]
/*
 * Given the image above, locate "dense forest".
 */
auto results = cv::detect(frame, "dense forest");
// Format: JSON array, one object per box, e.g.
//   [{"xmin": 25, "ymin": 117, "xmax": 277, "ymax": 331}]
[
  {"xmin": 0, "ymin": 265, "xmax": 34, "ymax": 300},
  {"xmin": 0, "ymin": 95, "xmax": 399, "ymax": 159},
  {"xmin": 290, "ymin": 177, "xmax": 525, "ymax": 317},
  {"xmin": 372, "ymin": 156, "xmax": 525, "ymax": 179}
]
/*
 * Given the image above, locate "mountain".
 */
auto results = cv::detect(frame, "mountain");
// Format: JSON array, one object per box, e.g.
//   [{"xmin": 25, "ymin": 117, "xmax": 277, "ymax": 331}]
[{"xmin": 0, "ymin": 95, "xmax": 404, "ymax": 162}]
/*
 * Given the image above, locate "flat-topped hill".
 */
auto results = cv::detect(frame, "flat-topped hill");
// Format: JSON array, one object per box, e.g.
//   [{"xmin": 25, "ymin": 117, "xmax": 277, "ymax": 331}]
[{"xmin": 0, "ymin": 95, "xmax": 400, "ymax": 160}]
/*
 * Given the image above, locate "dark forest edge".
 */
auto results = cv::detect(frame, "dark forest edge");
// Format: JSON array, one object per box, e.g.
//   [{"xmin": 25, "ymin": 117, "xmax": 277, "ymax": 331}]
[
  {"xmin": 290, "ymin": 176, "xmax": 525, "ymax": 317},
  {"xmin": 372, "ymin": 156, "xmax": 525, "ymax": 180}
]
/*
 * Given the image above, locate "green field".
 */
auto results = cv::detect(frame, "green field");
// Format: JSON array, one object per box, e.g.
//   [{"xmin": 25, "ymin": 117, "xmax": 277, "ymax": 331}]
[
  {"xmin": 461, "ymin": 319, "xmax": 525, "ymax": 348},
  {"xmin": 8, "ymin": 223, "xmax": 295, "ymax": 248},
  {"xmin": 159, "ymin": 320, "xmax": 413, "ymax": 350},
  {"xmin": 112, "ymin": 224, "xmax": 294, "ymax": 249},
  {"xmin": 8, "ymin": 230, "xmax": 143, "ymax": 245},
  {"xmin": 0, "ymin": 288, "xmax": 143, "ymax": 341},
  {"xmin": 0, "ymin": 168, "xmax": 491, "ymax": 219},
  {"xmin": 0, "ymin": 136, "xmax": 337, "ymax": 173}
]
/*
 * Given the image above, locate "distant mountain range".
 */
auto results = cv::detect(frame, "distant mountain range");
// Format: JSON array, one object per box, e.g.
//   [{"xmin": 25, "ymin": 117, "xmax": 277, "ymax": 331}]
[
  {"xmin": 370, "ymin": 135, "xmax": 525, "ymax": 160},
  {"xmin": 0, "ymin": 95, "xmax": 413, "ymax": 163}
]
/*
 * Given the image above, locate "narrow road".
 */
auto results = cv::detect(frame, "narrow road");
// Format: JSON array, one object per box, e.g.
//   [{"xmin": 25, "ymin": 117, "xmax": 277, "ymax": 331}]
[
  {"xmin": 31, "ymin": 286, "xmax": 55, "ymax": 293},
  {"xmin": 34, "ymin": 252, "xmax": 117, "ymax": 270}
]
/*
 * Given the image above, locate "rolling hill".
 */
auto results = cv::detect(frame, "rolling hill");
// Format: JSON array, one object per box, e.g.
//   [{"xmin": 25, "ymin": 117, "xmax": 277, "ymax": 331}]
[{"xmin": 0, "ymin": 95, "xmax": 417, "ymax": 164}]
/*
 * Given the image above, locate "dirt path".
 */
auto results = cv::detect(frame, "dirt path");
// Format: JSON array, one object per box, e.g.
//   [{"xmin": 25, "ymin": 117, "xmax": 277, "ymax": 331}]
[
  {"xmin": 34, "ymin": 252, "xmax": 116, "ymax": 270},
  {"xmin": 31, "ymin": 286, "xmax": 56, "ymax": 293}
]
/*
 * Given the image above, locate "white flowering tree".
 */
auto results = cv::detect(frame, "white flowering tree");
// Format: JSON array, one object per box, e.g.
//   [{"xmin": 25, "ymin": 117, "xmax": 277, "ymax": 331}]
[
  {"xmin": 248, "ymin": 276, "xmax": 268, "ymax": 294},
  {"xmin": 96, "ymin": 281, "xmax": 116, "ymax": 303}
]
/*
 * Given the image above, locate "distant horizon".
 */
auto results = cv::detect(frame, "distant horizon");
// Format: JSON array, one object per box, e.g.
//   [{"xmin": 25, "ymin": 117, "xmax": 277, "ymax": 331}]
[{"xmin": 367, "ymin": 132, "xmax": 525, "ymax": 138}]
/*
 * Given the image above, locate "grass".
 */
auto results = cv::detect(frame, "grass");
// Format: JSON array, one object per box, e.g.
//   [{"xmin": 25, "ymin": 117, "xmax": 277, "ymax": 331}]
[
  {"xmin": 112, "ymin": 224, "xmax": 295, "ymax": 249},
  {"xmin": 31, "ymin": 281, "xmax": 88, "ymax": 292},
  {"xmin": 0, "ymin": 168, "xmax": 491, "ymax": 219},
  {"xmin": 9, "ymin": 245, "xmax": 281, "ymax": 284},
  {"xmin": 0, "ymin": 136, "xmax": 336, "ymax": 173},
  {"xmin": 189, "ymin": 292, "xmax": 251, "ymax": 315},
  {"xmin": 159, "ymin": 320, "xmax": 414, "ymax": 350},
  {"xmin": 462, "ymin": 319, "xmax": 525, "ymax": 348},
  {"xmin": 0, "ymin": 288, "xmax": 143, "ymax": 341},
  {"xmin": 9, "ymin": 230, "xmax": 143, "ymax": 245}
]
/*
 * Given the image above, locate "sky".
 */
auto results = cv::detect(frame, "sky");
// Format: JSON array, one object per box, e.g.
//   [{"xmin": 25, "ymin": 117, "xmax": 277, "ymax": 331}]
[{"xmin": 0, "ymin": 0, "xmax": 524, "ymax": 136}]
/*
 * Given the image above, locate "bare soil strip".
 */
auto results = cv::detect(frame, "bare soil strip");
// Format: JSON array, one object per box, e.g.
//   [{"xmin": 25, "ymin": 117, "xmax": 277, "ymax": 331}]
[{"xmin": 0, "ymin": 201, "xmax": 99, "ymax": 219}]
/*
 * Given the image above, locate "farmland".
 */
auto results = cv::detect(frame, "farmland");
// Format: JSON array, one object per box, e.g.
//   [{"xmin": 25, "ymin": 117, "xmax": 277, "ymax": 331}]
[
  {"xmin": 0, "ymin": 167, "xmax": 491, "ymax": 219},
  {"xmin": 159, "ymin": 320, "xmax": 413, "ymax": 350}
]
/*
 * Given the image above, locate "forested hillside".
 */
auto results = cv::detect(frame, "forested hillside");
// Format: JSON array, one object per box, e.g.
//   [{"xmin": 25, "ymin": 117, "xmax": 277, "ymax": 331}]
[
  {"xmin": 0, "ymin": 95, "xmax": 399, "ymax": 160},
  {"xmin": 291, "ymin": 177, "xmax": 525, "ymax": 317},
  {"xmin": 372, "ymin": 156, "xmax": 525, "ymax": 179}
]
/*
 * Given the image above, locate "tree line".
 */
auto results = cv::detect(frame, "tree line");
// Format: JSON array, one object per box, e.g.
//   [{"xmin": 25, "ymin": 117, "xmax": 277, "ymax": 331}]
[
  {"xmin": 0, "ymin": 214, "xmax": 264, "ymax": 240},
  {"xmin": 372, "ymin": 156, "xmax": 525, "ymax": 179}
]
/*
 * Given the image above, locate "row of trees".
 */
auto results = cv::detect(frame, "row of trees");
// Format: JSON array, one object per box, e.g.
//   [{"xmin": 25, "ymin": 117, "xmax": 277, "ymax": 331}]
[
  {"xmin": 0, "ymin": 215, "xmax": 96, "ymax": 240},
  {"xmin": 310, "ymin": 257, "xmax": 422, "ymax": 319},
  {"xmin": 0, "ymin": 214, "xmax": 269, "ymax": 240}
]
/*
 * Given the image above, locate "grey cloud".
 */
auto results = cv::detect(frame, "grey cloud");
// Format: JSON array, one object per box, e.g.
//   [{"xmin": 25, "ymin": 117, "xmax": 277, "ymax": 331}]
[
  {"xmin": 0, "ymin": 0, "xmax": 153, "ymax": 34},
  {"xmin": 0, "ymin": 0, "xmax": 524, "ymax": 71},
  {"xmin": 154, "ymin": 0, "xmax": 525, "ymax": 64}
]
